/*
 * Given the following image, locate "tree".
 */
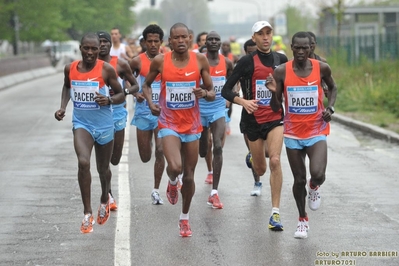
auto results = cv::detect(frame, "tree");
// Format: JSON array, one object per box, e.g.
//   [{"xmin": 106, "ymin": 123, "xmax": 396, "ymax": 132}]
[
  {"xmin": 0, "ymin": 0, "xmax": 138, "ymax": 52},
  {"xmin": 283, "ymin": 6, "xmax": 316, "ymax": 39}
]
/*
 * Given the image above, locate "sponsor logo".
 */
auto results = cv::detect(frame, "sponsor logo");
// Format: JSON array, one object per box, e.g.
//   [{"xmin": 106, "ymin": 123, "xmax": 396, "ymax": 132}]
[
  {"xmin": 215, "ymin": 70, "xmax": 224, "ymax": 74},
  {"xmin": 307, "ymin": 80, "xmax": 318, "ymax": 86},
  {"xmin": 185, "ymin": 71, "xmax": 195, "ymax": 76}
]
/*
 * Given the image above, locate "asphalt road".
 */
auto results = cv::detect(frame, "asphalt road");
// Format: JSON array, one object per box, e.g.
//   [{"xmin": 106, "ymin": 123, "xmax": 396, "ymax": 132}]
[{"xmin": 0, "ymin": 73, "xmax": 398, "ymax": 266}]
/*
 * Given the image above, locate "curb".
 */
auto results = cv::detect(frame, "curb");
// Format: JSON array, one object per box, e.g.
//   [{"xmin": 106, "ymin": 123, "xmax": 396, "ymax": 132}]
[
  {"xmin": 0, "ymin": 56, "xmax": 66, "ymax": 91},
  {"xmin": 333, "ymin": 113, "xmax": 399, "ymax": 144}
]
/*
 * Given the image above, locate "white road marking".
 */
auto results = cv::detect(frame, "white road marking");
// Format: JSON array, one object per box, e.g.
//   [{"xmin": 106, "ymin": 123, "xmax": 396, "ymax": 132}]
[{"xmin": 114, "ymin": 100, "xmax": 132, "ymax": 266}]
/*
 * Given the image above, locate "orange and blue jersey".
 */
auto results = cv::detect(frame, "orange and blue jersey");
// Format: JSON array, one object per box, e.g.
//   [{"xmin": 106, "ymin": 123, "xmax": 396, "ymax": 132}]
[
  {"xmin": 158, "ymin": 51, "xmax": 202, "ymax": 134},
  {"xmin": 283, "ymin": 59, "xmax": 330, "ymax": 139},
  {"xmin": 134, "ymin": 53, "xmax": 161, "ymax": 117},
  {"xmin": 69, "ymin": 60, "xmax": 113, "ymax": 130},
  {"xmin": 108, "ymin": 56, "xmax": 127, "ymax": 121},
  {"xmin": 199, "ymin": 54, "xmax": 226, "ymax": 116}
]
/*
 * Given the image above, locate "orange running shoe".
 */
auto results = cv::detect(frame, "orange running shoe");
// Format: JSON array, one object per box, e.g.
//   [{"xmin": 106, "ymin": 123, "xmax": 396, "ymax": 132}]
[
  {"xmin": 80, "ymin": 214, "xmax": 95, "ymax": 234},
  {"xmin": 97, "ymin": 199, "xmax": 110, "ymax": 225},
  {"xmin": 207, "ymin": 194, "xmax": 224, "ymax": 209},
  {"xmin": 166, "ymin": 181, "xmax": 179, "ymax": 205},
  {"xmin": 179, "ymin": 219, "xmax": 192, "ymax": 237},
  {"xmin": 109, "ymin": 193, "xmax": 118, "ymax": 211},
  {"xmin": 205, "ymin": 173, "xmax": 213, "ymax": 184}
]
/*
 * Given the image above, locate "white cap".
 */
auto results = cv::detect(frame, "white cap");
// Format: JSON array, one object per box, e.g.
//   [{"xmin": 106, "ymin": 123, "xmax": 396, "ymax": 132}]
[{"xmin": 252, "ymin": 21, "xmax": 273, "ymax": 35}]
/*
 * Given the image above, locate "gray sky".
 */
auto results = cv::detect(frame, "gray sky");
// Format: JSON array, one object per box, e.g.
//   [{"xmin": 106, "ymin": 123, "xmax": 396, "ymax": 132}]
[
  {"xmin": 133, "ymin": 0, "xmax": 375, "ymax": 22},
  {"xmin": 133, "ymin": 0, "xmax": 300, "ymax": 22}
]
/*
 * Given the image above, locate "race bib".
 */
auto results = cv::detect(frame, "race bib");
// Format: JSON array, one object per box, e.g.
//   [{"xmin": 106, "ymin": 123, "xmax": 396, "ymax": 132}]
[
  {"xmin": 287, "ymin": 85, "xmax": 318, "ymax": 114},
  {"xmin": 145, "ymin": 81, "xmax": 161, "ymax": 106},
  {"xmin": 255, "ymin": 79, "xmax": 272, "ymax": 106},
  {"xmin": 212, "ymin": 76, "xmax": 226, "ymax": 98},
  {"xmin": 71, "ymin": 80, "xmax": 99, "ymax": 110},
  {"xmin": 165, "ymin": 81, "xmax": 195, "ymax": 109}
]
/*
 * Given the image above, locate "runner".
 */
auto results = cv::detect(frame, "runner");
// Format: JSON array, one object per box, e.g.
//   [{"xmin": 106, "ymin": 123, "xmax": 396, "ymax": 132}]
[
  {"xmin": 222, "ymin": 21, "xmax": 287, "ymax": 231},
  {"xmin": 267, "ymin": 31, "xmax": 337, "ymax": 238},
  {"xmin": 199, "ymin": 31, "xmax": 234, "ymax": 209},
  {"xmin": 54, "ymin": 32, "xmax": 125, "ymax": 234},
  {"xmin": 142, "ymin": 22, "xmax": 215, "ymax": 237},
  {"xmin": 129, "ymin": 24, "xmax": 166, "ymax": 205},
  {"xmin": 110, "ymin": 27, "xmax": 134, "ymax": 60},
  {"xmin": 96, "ymin": 31, "xmax": 139, "ymax": 211}
]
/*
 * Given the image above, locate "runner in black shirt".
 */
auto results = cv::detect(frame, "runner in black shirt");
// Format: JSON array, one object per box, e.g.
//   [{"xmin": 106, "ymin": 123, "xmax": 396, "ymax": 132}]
[{"xmin": 222, "ymin": 21, "xmax": 287, "ymax": 231}]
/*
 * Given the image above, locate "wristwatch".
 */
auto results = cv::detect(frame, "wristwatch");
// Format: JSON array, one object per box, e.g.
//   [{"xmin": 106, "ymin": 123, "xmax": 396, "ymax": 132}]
[
  {"xmin": 124, "ymin": 88, "xmax": 129, "ymax": 95},
  {"xmin": 107, "ymin": 96, "xmax": 114, "ymax": 105},
  {"xmin": 326, "ymin": 106, "xmax": 335, "ymax": 114}
]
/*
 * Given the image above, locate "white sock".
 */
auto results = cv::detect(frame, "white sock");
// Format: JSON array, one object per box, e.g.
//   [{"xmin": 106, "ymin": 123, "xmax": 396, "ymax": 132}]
[
  {"xmin": 180, "ymin": 212, "xmax": 189, "ymax": 220},
  {"xmin": 272, "ymin": 207, "xmax": 280, "ymax": 216},
  {"xmin": 208, "ymin": 171, "xmax": 213, "ymax": 174},
  {"xmin": 178, "ymin": 173, "xmax": 183, "ymax": 179},
  {"xmin": 170, "ymin": 178, "xmax": 178, "ymax": 185},
  {"xmin": 152, "ymin": 189, "xmax": 159, "ymax": 193},
  {"xmin": 210, "ymin": 189, "xmax": 218, "ymax": 196}
]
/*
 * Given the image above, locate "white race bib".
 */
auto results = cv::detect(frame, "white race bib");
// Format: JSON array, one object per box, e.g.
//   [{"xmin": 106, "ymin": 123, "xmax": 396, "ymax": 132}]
[
  {"xmin": 71, "ymin": 80, "xmax": 99, "ymax": 110},
  {"xmin": 255, "ymin": 79, "xmax": 272, "ymax": 106},
  {"xmin": 212, "ymin": 76, "xmax": 226, "ymax": 98},
  {"xmin": 287, "ymin": 85, "xmax": 318, "ymax": 114},
  {"xmin": 165, "ymin": 81, "xmax": 196, "ymax": 109}
]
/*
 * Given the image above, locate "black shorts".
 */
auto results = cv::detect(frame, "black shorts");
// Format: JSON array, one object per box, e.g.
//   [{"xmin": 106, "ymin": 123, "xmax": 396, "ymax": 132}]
[{"xmin": 240, "ymin": 119, "xmax": 283, "ymax": 142}]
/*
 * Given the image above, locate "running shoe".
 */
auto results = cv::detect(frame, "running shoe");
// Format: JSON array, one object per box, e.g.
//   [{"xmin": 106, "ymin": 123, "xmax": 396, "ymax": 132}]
[
  {"xmin": 179, "ymin": 219, "xmax": 192, "ymax": 237},
  {"xmin": 80, "ymin": 213, "xmax": 95, "ymax": 234},
  {"xmin": 250, "ymin": 181, "xmax": 262, "ymax": 196},
  {"xmin": 151, "ymin": 190, "xmax": 164, "ymax": 205},
  {"xmin": 294, "ymin": 217, "xmax": 309, "ymax": 239},
  {"xmin": 245, "ymin": 152, "xmax": 253, "ymax": 169},
  {"xmin": 205, "ymin": 173, "xmax": 213, "ymax": 184},
  {"xmin": 307, "ymin": 178, "xmax": 321, "ymax": 211},
  {"xmin": 268, "ymin": 213, "xmax": 284, "ymax": 231},
  {"xmin": 166, "ymin": 180, "xmax": 179, "ymax": 205},
  {"xmin": 207, "ymin": 194, "xmax": 224, "ymax": 209},
  {"xmin": 97, "ymin": 199, "xmax": 110, "ymax": 225},
  {"xmin": 109, "ymin": 193, "xmax": 118, "ymax": 211}
]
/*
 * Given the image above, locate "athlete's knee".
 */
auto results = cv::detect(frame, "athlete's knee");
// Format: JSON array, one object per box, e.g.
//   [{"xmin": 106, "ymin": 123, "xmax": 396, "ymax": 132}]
[
  {"xmin": 77, "ymin": 157, "xmax": 90, "ymax": 171},
  {"xmin": 97, "ymin": 165, "xmax": 110, "ymax": 177},
  {"xmin": 293, "ymin": 176, "xmax": 307, "ymax": 188},
  {"xmin": 139, "ymin": 151, "xmax": 152, "ymax": 163},
  {"xmin": 154, "ymin": 146, "xmax": 164, "ymax": 160},
  {"xmin": 212, "ymin": 144, "xmax": 223, "ymax": 157},
  {"xmin": 167, "ymin": 163, "xmax": 182, "ymax": 179},
  {"xmin": 309, "ymin": 172, "xmax": 325, "ymax": 186},
  {"xmin": 253, "ymin": 164, "xmax": 266, "ymax": 177},
  {"xmin": 110, "ymin": 156, "xmax": 120, "ymax": 166},
  {"xmin": 268, "ymin": 155, "xmax": 281, "ymax": 171}
]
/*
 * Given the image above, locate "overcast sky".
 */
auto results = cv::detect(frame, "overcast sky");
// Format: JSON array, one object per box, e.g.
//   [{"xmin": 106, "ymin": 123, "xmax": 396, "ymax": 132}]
[
  {"xmin": 133, "ymin": 0, "xmax": 301, "ymax": 22},
  {"xmin": 133, "ymin": 0, "xmax": 375, "ymax": 22}
]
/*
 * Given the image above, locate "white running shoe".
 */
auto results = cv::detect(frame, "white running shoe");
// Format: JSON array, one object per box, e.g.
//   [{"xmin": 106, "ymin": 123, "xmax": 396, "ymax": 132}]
[
  {"xmin": 151, "ymin": 191, "xmax": 164, "ymax": 205},
  {"xmin": 250, "ymin": 181, "xmax": 262, "ymax": 196},
  {"xmin": 307, "ymin": 178, "xmax": 321, "ymax": 211},
  {"xmin": 294, "ymin": 219, "xmax": 309, "ymax": 239}
]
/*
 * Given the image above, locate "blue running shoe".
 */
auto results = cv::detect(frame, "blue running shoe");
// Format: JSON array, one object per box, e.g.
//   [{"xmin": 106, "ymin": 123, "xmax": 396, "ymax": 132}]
[
  {"xmin": 268, "ymin": 213, "xmax": 284, "ymax": 231},
  {"xmin": 245, "ymin": 152, "xmax": 253, "ymax": 169}
]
